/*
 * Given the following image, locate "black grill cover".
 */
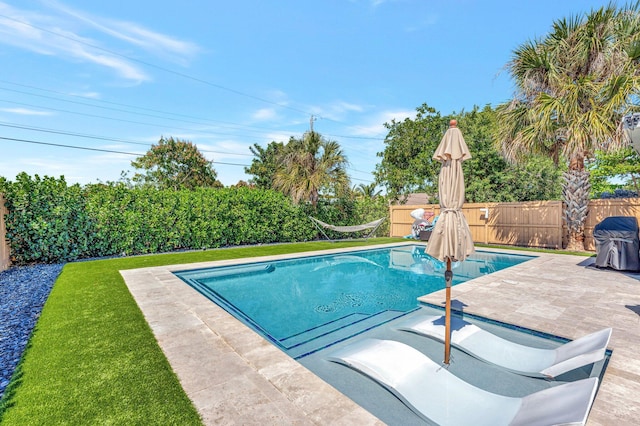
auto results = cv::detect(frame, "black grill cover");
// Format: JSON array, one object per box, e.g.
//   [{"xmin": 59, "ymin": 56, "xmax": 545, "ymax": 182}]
[{"xmin": 593, "ymin": 216, "xmax": 640, "ymax": 271}]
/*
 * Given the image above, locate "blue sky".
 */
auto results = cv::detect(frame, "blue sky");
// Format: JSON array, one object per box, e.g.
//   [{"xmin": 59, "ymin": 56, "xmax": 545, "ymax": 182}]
[{"xmin": 0, "ymin": 0, "xmax": 614, "ymax": 187}]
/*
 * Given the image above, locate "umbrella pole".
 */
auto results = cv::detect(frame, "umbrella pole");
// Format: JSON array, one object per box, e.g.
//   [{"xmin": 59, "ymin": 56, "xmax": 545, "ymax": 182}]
[{"xmin": 444, "ymin": 258, "xmax": 452, "ymax": 365}]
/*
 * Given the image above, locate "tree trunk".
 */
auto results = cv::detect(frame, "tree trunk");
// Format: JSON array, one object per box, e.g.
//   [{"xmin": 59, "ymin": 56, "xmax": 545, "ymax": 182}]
[
  {"xmin": 631, "ymin": 173, "xmax": 640, "ymax": 195},
  {"xmin": 562, "ymin": 168, "xmax": 591, "ymax": 251}
]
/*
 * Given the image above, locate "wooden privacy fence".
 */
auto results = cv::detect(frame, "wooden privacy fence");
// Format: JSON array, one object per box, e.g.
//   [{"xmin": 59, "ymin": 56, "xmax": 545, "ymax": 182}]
[
  {"xmin": 1, "ymin": 194, "xmax": 9, "ymax": 271},
  {"xmin": 390, "ymin": 198, "xmax": 640, "ymax": 251}
]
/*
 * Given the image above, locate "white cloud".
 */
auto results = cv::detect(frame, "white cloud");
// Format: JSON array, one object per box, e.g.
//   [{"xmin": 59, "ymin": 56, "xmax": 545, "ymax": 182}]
[
  {"xmin": 347, "ymin": 123, "xmax": 386, "ymax": 137},
  {"xmin": 330, "ymin": 101, "xmax": 364, "ymax": 114},
  {"xmin": 100, "ymin": 143, "xmax": 145, "ymax": 156},
  {"xmin": 69, "ymin": 91, "xmax": 101, "ymax": 99},
  {"xmin": 265, "ymin": 89, "xmax": 289, "ymax": 102},
  {"xmin": 264, "ymin": 131, "xmax": 296, "ymax": 143},
  {"xmin": 200, "ymin": 140, "xmax": 252, "ymax": 160},
  {"xmin": 16, "ymin": 157, "xmax": 72, "ymax": 176},
  {"xmin": 378, "ymin": 109, "xmax": 416, "ymax": 124},
  {"xmin": 45, "ymin": 0, "xmax": 200, "ymax": 63},
  {"xmin": 0, "ymin": 107, "xmax": 54, "ymax": 116},
  {"xmin": 0, "ymin": 3, "xmax": 150, "ymax": 83},
  {"xmin": 348, "ymin": 109, "xmax": 415, "ymax": 137},
  {"xmin": 0, "ymin": 1, "xmax": 200, "ymax": 83},
  {"xmin": 21, "ymin": 148, "xmax": 138, "ymax": 184},
  {"xmin": 306, "ymin": 100, "xmax": 368, "ymax": 122},
  {"xmin": 79, "ymin": 49, "xmax": 149, "ymax": 82},
  {"xmin": 108, "ymin": 24, "xmax": 200, "ymax": 62},
  {"xmin": 252, "ymin": 108, "xmax": 277, "ymax": 121}
]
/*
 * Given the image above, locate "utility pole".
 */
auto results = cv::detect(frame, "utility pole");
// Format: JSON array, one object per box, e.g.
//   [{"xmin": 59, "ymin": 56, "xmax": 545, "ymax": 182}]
[{"xmin": 310, "ymin": 115, "xmax": 317, "ymax": 132}]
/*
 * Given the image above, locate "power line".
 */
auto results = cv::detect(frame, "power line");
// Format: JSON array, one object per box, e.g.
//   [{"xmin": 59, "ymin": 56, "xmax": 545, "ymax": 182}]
[
  {"xmin": 0, "ymin": 13, "xmax": 313, "ymax": 117},
  {"xmin": 2, "ymin": 136, "xmax": 374, "ymax": 183},
  {"xmin": 0, "ymin": 85, "xmax": 230, "ymax": 127},
  {"xmin": 349, "ymin": 166, "xmax": 376, "ymax": 175},
  {"xmin": 0, "ymin": 120, "xmax": 376, "ymax": 179},
  {"xmin": 0, "ymin": 94, "xmax": 280, "ymax": 142},
  {"xmin": 0, "ymin": 80, "xmax": 256, "ymax": 128},
  {"xmin": 0, "ymin": 84, "xmax": 279, "ymax": 136},
  {"xmin": 0, "ymin": 99, "xmax": 271, "ymax": 141},
  {"xmin": 0, "ymin": 80, "xmax": 386, "ymax": 141},
  {"xmin": 0, "ymin": 136, "xmax": 251, "ymax": 167},
  {"xmin": 0, "ymin": 17, "xmax": 388, "ymax": 140},
  {"xmin": 326, "ymin": 133, "xmax": 384, "ymax": 141},
  {"xmin": 0, "ymin": 136, "xmax": 140, "ymax": 156},
  {"xmin": 0, "ymin": 99, "xmax": 385, "ymax": 175},
  {"xmin": 0, "ymin": 121, "xmax": 254, "ymax": 157},
  {"xmin": 1, "ymin": 135, "xmax": 371, "ymax": 179},
  {"xmin": 350, "ymin": 176, "xmax": 376, "ymax": 183}
]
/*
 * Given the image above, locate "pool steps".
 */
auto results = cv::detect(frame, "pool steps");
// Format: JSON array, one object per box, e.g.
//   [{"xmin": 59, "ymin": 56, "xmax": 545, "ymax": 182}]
[
  {"xmin": 183, "ymin": 270, "xmax": 411, "ymax": 359},
  {"xmin": 285, "ymin": 309, "xmax": 411, "ymax": 359},
  {"xmin": 180, "ymin": 263, "xmax": 276, "ymax": 282}
]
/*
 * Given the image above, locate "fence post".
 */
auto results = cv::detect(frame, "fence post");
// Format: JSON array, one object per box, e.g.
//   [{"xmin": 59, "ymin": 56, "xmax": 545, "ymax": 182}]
[
  {"xmin": 0, "ymin": 193, "xmax": 10, "ymax": 271},
  {"xmin": 483, "ymin": 204, "xmax": 489, "ymax": 244}
]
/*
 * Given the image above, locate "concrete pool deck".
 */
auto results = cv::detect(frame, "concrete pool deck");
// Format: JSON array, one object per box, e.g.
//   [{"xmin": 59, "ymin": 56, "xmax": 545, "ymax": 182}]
[{"xmin": 120, "ymin": 243, "xmax": 640, "ymax": 425}]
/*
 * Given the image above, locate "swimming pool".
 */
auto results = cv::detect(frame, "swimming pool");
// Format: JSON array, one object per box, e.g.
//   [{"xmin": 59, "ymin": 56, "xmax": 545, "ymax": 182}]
[{"xmin": 176, "ymin": 245, "xmax": 535, "ymax": 359}]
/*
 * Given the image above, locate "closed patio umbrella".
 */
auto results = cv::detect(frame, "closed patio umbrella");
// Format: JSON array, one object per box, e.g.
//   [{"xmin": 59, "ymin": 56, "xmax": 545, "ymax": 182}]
[{"xmin": 426, "ymin": 119, "xmax": 475, "ymax": 365}]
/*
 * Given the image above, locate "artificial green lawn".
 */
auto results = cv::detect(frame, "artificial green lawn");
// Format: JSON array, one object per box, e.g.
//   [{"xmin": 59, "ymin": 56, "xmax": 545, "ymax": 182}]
[{"xmin": 0, "ymin": 238, "xmax": 401, "ymax": 425}]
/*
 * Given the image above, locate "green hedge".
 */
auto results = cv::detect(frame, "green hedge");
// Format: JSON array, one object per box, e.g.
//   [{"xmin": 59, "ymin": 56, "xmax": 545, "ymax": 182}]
[
  {"xmin": 1, "ymin": 173, "xmax": 389, "ymax": 264},
  {"xmin": 0, "ymin": 174, "xmax": 93, "ymax": 263},
  {"xmin": 1, "ymin": 174, "xmax": 318, "ymax": 264}
]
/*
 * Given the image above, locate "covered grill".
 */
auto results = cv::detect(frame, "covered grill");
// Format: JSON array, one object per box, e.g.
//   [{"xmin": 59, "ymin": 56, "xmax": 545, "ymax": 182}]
[{"xmin": 593, "ymin": 216, "xmax": 640, "ymax": 271}]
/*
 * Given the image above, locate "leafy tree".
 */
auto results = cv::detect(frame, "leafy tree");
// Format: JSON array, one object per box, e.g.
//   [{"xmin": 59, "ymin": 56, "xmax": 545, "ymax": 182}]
[
  {"xmin": 587, "ymin": 147, "xmax": 640, "ymax": 196},
  {"xmin": 375, "ymin": 104, "xmax": 562, "ymax": 203},
  {"xmin": 461, "ymin": 107, "xmax": 563, "ymax": 202},
  {"xmin": 496, "ymin": 4, "xmax": 640, "ymax": 250},
  {"xmin": 374, "ymin": 104, "xmax": 443, "ymax": 202},
  {"xmin": 503, "ymin": 156, "xmax": 564, "ymax": 201},
  {"xmin": 459, "ymin": 107, "xmax": 511, "ymax": 202},
  {"xmin": 273, "ymin": 131, "xmax": 350, "ymax": 209},
  {"xmin": 464, "ymin": 108, "xmax": 563, "ymax": 202},
  {"xmin": 231, "ymin": 180, "xmax": 254, "ymax": 188},
  {"xmin": 245, "ymin": 141, "xmax": 287, "ymax": 189},
  {"xmin": 130, "ymin": 137, "xmax": 222, "ymax": 190}
]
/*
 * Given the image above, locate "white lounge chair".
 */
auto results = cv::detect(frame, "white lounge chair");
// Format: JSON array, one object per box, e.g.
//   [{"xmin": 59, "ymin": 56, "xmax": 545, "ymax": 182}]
[
  {"xmin": 329, "ymin": 338, "xmax": 599, "ymax": 426},
  {"xmin": 397, "ymin": 314, "xmax": 612, "ymax": 379}
]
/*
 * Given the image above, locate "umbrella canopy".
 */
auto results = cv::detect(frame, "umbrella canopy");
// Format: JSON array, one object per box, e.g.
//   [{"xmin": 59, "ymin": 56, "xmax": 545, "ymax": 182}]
[{"xmin": 426, "ymin": 119, "xmax": 475, "ymax": 364}]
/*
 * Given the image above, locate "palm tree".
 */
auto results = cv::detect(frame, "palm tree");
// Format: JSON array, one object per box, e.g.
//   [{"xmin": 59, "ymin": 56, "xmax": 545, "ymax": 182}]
[
  {"xmin": 354, "ymin": 182, "xmax": 382, "ymax": 199},
  {"xmin": 273, "ymin": 131, "xmax": 350, "ymax": 209},
  {"xmin": 496, "ymin": 4, "xmax": 640, "ymax": 250}
]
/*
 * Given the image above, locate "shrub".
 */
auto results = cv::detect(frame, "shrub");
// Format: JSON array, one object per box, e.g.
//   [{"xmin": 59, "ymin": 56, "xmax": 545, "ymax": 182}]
[
  {"xmin": 1, "ymin": 176, "xmax": 322, "ymax": 264},
  {"xmin": 599, "ymin": 189, "xmax": 639, "ymax": 199},
  {"xmin": 2, "ymin": 173, "xmax": 93, "ymax": 264}
]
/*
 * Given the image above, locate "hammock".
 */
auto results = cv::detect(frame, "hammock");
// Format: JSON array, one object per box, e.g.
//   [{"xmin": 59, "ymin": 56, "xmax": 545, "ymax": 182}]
[{"xmin": 309, "ymin": 216, "xmax": 386, "ymax": 241}]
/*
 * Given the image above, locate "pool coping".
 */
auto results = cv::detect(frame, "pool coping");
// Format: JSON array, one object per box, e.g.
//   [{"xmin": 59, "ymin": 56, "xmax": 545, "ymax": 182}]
[{"xmin": 121, "ymin": 243, "xmax": 640, "ymax": 425}]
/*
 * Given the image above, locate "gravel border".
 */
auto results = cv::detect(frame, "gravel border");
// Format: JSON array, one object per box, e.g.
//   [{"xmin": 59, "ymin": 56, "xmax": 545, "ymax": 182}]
[{"xmin": 0, "ymin": 264, "xmax": 63, "ymax": 399}]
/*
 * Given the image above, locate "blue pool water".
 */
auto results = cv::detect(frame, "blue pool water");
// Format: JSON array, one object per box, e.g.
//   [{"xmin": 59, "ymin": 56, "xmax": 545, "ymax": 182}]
[{"xmin": 176, "ymin": 245, "xmax": 534, "ymax": 359}]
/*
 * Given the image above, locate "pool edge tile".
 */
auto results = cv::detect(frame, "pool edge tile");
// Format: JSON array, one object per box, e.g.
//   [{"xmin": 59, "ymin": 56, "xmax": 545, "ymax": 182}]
[{"xmin": 120, "ymin": 246, "xmax": 384, "ymax": 425}]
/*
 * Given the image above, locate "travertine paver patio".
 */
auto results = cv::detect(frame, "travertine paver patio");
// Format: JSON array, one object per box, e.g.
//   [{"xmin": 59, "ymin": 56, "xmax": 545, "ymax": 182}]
[{"xmin": 121, "ymin": 243, "xmax": 640, "ymax": 425}]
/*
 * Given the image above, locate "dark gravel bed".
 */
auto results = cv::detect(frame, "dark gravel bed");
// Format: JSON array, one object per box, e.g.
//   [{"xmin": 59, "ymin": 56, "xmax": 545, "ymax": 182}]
[{"xmin": 0, "ymin": 264, "xmax": 63, "ymax": 399}]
